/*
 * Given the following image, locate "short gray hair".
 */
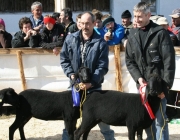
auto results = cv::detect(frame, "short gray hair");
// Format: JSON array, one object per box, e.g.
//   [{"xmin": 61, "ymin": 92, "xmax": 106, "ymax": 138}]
[
  {"xmin": 31, "ymin": 1, "xmax": 42, "ymax": 11},
  {"xmin": 133, "ymin": 2, "xmax": 150, "ymax": 14}
]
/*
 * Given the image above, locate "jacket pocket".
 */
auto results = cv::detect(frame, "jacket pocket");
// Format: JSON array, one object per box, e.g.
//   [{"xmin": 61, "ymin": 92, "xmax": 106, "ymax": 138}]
[{"xmin": 148, "ymin": 48, "xmax": 161, "ymax": 63}]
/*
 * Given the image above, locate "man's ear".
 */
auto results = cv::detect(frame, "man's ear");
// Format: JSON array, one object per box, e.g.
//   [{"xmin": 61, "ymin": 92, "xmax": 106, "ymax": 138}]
[
  {"xmin": 93, "ymin": 21, "xmax": 96, "ymax": 27},
  {"xmin": 66, "ymin": 16, "xmax": 69, "ymax": 20},
  {"xmin": 147, "ymin": 12, "xmax": 151, "ymax": 19}
]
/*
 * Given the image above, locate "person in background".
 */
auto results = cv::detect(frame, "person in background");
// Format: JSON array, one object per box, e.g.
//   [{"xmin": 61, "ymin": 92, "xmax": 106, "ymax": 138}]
[
  {"xmin": 169, "ymin": 8, "xmax": 180, "ymax": 45},
  {"xmin": 156, "ymin": 17, "xmax": 179, "ymax": 46},
  {"xmin": 60, "ymin": 12, "xmax": 115, "ymax": 140},
  {"xmin": 149, "ymin": 15, "xmax": 162, "ymax": 23},
  {"xmin": 92, "ymin": 9, "xmax": 104, "ymax": 35},
  {"xmin": 60, "ymin": 8, "xmax": 75, "ymax": 36},
  {"xmin": 102, "ymin": 14, "xmax": 124, "ymax": 46},
  {"xmin": 0, "ymin": 18, "xmax": 12, "ymax": 48},
  {"xmin": 40, "ymin": 15, "xmax": 65, "ymax": 55},
  {"xmin": 132, "ymin": 18, "xmax": 137, "ymax": 28},
  {"xmin": 156, "ymin": 16, "xmax": 179, "ymax": 122},
  {"xmin": 125, "ymin": 2, "xmax": 175, "ymax": 140},
  {"xmin": 121, "ymin": 10, "xmax": 133, "ymax": 47},
  {"xmin": 29, "ymin": 1, "xmax": 44, "ymax": 32},
  {"xmin": 68, "ymin": 13, "xmax": 82, "ymax": 33},
  {"xmin": 11, "ymin": 17, "xmax": 40, "ymax": 48},
  {"xmin": 52, "ymin": 12, "xmax": 60, "ymax": 24}
]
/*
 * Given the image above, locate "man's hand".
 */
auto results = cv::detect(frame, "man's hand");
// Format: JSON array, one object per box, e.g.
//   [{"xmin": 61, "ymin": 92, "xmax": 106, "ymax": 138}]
[
  {"xmin": 138, "ymin": 77, "xmax": 147, "ymax": 86},
  {"xmin": 79, "ymin": 83, "xmax": 92, "ymax": 90},
  {"xmin": 104, "ymin": 32, "xmax": 111, "ymax": 41},
  {"xmin": 123, "ymin": 39, "xmax": 128, "ymax": 47},
  {"xmin": 30, "ymin": 30, "xmax": 37, "ymax": 36},
  {"xmin": 71, "ymin": 74, "xmax": 75, "ymax": 80},
  {"xmin": 24, "ymin": 30, "xmax": 32, "ymax": 41},
  {"xmin": 0, "ymin": 33, "xmax": 4, "ymax": 39},
  {"xmin": 53, "ymin": 47, "xmax": 60, "ymax": 56},
  {"xmin": 158, "ymin": 92, "xmax": 165, "ymax": 99},
  {"xmin": 0, "ymin": 32, "xmax": 5, "ymax": 48},
  {"xmin": 33, "ymin": 24, "xmax": 43, "ymax": 31}
]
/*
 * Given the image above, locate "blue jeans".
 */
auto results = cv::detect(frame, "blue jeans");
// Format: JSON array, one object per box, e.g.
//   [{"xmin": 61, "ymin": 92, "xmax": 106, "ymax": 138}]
[
  {"xmin": 62, "ymin": 122, "xmax": 115, "ymax": 140},
  {"xmin": 145, "ymin": 98, "xmax": 169, "ymax": 140}
]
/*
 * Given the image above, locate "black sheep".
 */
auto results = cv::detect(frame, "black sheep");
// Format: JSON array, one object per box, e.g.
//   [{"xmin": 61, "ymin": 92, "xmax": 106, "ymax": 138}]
[
  {"xmin": 0, "ymin": 88, "xmax": 80, "ymax": 140},
  {"xmin": 0, "ymin": 66, "xmax": 92, "ymax": 140},
  {"xmin": 74, "ymin": 74, "xmax": 162, "ymax": 140}
]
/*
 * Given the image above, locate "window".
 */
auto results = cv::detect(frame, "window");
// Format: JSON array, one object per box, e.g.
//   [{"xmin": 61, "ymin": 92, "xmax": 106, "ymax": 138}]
[
  {"xmin": 65, "ymin": 0, "xmax": 110, "ymax": 11},
  {"xmin": 0, "ymin": 0, "xmax": 54, "ymax": 12}
]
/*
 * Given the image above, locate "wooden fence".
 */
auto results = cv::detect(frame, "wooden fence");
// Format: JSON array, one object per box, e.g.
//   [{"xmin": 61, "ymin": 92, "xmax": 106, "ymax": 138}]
[{"xmin": 0, "ymin": 45, "xmax": 179, "ymax": 93}]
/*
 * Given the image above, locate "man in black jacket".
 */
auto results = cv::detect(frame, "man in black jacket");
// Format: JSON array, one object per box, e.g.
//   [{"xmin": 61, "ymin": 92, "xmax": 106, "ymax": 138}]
[
  {"xmin": 60, "ymin": 8, "xmax": 75, "ymax": 37},
  {"xmin": 12, "ymin": 17, "xmax": 40, "ymax": 48},
  {"xmin": 68, "ymin": 13, "xmax": 82, "ymax": 34},
  {"xmin": 40, "ymin": 15, "xmax": 65, "ymax": 50},
  {"xmin": 125, "ymin": 2, "xmax": 175, "ymax": 140}
]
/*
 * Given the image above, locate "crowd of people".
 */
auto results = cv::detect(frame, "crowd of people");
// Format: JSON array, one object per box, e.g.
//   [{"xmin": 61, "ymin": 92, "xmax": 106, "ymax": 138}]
[
  {"xmin": 0, "ymin": 1, "xmax": 179, "ymax": 50},
  {"xmin": 0, "ymin": 1, "xmax": 179, "ymax": 140}
]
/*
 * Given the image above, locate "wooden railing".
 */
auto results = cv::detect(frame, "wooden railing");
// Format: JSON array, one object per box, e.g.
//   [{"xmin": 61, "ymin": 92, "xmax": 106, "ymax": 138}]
[{"xmin": 0, "ymin": 46, "xmax": 180, "ymax": 92}]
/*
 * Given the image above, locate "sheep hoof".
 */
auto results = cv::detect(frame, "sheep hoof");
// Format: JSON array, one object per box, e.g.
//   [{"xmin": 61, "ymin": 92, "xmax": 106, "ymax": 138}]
[{"xmin": 137, "ymin": 135, "xmax": 143, "ymax": 140}]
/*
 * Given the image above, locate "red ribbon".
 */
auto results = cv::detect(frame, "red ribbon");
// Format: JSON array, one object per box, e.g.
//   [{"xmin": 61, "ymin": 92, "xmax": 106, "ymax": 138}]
[{"xmin": 139, "ymin": 85, "xmax": 155, "ymax": 120}]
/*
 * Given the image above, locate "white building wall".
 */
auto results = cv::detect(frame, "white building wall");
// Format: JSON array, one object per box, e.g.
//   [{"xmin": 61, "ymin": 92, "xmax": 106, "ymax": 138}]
[
  {"xmin": 159, "ymin": 0, "xmax": 180, "ymax": 25},
  {"xmin": 0, "ymin": 0, "xmax": 179, "ymax": 34},
  {"xmin": 111, "ymin": 0, "xmax": 139, "ymax": 25},
  {"xmin": 112, "ymin": 0, "xmax": 179, "ymax": 25}
]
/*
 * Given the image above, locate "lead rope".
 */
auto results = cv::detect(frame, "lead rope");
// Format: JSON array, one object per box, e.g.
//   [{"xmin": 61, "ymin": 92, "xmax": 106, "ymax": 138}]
[{"xmin": 76, "ymin": 83, "xmax": 87, "ymax": 128}]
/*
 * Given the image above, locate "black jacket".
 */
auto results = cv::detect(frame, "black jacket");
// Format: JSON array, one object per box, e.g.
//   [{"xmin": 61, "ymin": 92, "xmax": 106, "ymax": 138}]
[
  {"xmin": 0, "ymin": 31, "xmax": 12, "ymax": 48},
  {"xmin": 68, "ymin": 23, "xmax": 79, "ymax": 34},
  {"xmin": 64, "ymin": 21, "xmax": 75, "ymax": 37},
  {"xmin": 125, "ymin": 21, "xmax": 175, "ymax": 90},
  {"xmin": 11, "ymin": 31, "xmax": 41, "ymax": 48},
  {"xmin": 40, "ymin": 24, "xmax": 65, "ymax": 49}
]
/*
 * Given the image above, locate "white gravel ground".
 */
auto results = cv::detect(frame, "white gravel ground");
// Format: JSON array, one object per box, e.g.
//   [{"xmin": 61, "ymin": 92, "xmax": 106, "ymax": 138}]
[{"xmin": 0, "ymin": 116, "xmax": 179, "ymax": 140}]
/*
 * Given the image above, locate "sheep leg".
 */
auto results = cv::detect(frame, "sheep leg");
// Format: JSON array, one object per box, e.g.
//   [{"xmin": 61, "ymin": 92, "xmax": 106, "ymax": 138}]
[
  {"xmin": 82, "ymin": 129, "xmax": 91, "ymax": 140},
  {"xmin": 64, "ymin": 119, "xmax": 77, "ymax": 140},
  {"xmin": 74, "ymin": 120, "xmax": 98, "ymax": 140},
  {"xmin": 127, "ymin": 126, "xmax": 136, "ymax": 140},
  {"xmin": 19, "ymin": 116, "xmax": 31, "ymax": 140},
  {"xmin": 136, "ymin": 128, "xmax": 143, "ymax": 140},
  {"xmin": 9, "ymin": 115, "xmax": 31, "ymax": 140},
  {"xmin": 9, "ymin": 118, "xmax": 23, "ymax": 140}
]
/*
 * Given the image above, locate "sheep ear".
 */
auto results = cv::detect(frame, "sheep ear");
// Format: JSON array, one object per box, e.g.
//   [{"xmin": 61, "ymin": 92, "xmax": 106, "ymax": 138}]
[
  {"xmin": 0, "ymin": 93, "xmax": 5, "ymax": 103},
  {"xmin": 6, "ymin": 88, "xmax": 17, "ymax": 96}
]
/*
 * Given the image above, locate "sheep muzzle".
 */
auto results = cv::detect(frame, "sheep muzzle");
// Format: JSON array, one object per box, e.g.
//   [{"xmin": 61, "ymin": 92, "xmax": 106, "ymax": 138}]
[{"xmin": 78, "ymin": 67, "xmax": 91, "ymax": 83}]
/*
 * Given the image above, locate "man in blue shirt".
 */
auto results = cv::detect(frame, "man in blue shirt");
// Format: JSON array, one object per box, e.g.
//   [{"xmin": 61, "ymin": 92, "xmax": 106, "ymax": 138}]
[
  {"xmin": 102, "ymin": 15, "xmax": 124, "ymax": 46},
  {"xmin": 29, "ymin": 1, "xmax": 44, "ymax": 32}
]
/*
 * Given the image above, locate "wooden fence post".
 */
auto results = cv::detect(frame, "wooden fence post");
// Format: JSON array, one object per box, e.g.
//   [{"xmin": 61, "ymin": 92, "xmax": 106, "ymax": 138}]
[
  {"xmin": 113, "ymin": 44, "xmax": 123, "ymax": 91},
  {"xmin": 16, "ymin": 50, "xmax": 27, "ymax": 90}
]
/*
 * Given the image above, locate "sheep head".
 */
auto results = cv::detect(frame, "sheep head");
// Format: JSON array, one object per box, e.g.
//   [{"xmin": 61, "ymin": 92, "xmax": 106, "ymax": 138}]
[
  {"xmin": 0, "ymin": 88, "xmax": 19, "ymax": 107},
  {"xmin": 147, "ymin": 73, "xmax": 162, "ymax": 96},
  {"xmin": 78, "ymin": 67, "xmax": 91, "ymax": 83}
]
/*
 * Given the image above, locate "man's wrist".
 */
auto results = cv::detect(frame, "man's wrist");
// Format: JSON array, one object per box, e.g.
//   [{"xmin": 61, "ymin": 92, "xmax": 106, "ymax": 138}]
[{"xmin": 90, "ymin": 82, "xmax": 95, "ymax": 88}]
